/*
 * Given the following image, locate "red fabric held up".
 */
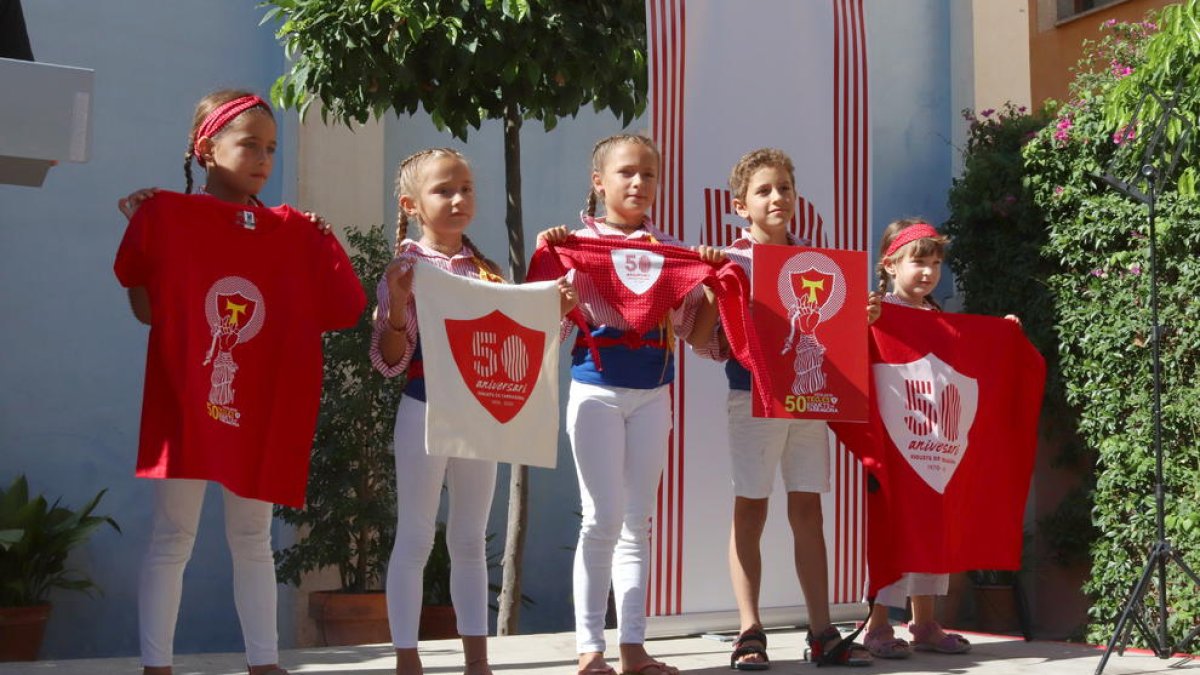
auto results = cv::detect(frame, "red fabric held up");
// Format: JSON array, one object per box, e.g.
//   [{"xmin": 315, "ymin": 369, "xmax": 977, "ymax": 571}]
[{"xmin": 830, "ymin": 303, "xmax": 1044, "ymax": 595}]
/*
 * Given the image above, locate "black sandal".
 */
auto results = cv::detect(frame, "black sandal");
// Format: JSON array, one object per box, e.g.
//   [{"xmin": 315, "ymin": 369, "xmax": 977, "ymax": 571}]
[
  {"xmin": 805, "ymin": 625, "xmax": 872, "ymax": 667},
  {"xmin": 730, "ymin": 626, "xmax": 770, "ymax": 671}
]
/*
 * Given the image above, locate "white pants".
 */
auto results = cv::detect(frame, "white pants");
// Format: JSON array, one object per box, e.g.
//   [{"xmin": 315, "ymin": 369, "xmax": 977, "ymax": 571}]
[
  {"xmin": 874, "ymin": 572, "xmax": 950, "ymax": 609},
  {"xmin": 567, "ymin": 380, "xmax": 672, "ymax": 653},
  {"xmin": 138, "ymin": 479, "xmax": 278, "ymax": 667},
  {"xmin": 387, "ymin": 396, "xmax": 497, "ymax": 648}
]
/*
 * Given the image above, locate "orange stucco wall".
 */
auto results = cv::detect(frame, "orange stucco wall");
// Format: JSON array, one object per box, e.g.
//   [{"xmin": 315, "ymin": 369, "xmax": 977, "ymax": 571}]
[{"xmin": 1028, "ymin": 0, "xmax": 1176, "ymax": 108}]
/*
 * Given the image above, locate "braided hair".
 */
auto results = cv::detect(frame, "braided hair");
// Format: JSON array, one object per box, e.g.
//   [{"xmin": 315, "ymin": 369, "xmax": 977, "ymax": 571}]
[
  {"xmin": 184, "ymin": 89, "xmax": 273, "ymax": 195},
  {"xmin": 875, "ymin": 217, "xmax": 950, "ymax": 310},
  {"xmin": 392, "ymin": 148, "xmax": 503, "ymax": 277},
  {"xmin": 584, "ymin": 133, "xmax": 661, "ymax": 218}
]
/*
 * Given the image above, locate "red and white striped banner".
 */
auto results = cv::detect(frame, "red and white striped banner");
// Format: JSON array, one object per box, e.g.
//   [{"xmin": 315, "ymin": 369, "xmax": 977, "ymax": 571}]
[{"xmin": 645, "ymin": 0, "xmax": 871, "ymax": 627}]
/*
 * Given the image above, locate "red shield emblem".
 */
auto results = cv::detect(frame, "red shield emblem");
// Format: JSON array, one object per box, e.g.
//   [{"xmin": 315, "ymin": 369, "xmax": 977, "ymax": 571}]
[
  {"xmin": 216, "ymin": 292, "xmax": 257, "ymax": 329},
  {"xmin": 790, "ymin": 269, "xmax": 835, "ymax": 308},
  {"xmin": 445, "ymin": 310, "xmax": 546, "ymax": 424}
]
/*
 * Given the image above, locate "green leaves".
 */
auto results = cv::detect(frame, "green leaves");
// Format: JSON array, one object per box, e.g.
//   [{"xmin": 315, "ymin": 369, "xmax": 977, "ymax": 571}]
[
  {"xmin": 0, "ymin": 476, "xmax": 120, "ymax": 607},
  {"xmin": 259, "ymin": 0, "xmax": 647, "ymax": 140}
]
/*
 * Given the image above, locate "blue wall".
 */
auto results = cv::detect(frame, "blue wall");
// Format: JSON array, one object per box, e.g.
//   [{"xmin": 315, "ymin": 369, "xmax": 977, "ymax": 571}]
[
  {"xmin": 0, "ymin": 1, "xmax": 287, "ymax": 659},
  {"xmin": 866, "ymin": 0, "xmax": 960, "ymax": 304}
]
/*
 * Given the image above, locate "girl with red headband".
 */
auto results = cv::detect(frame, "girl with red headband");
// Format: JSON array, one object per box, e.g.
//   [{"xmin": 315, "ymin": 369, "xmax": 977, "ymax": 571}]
[
  {"xmin": 861, "ymin": 217, "xmax": 969, "ymax": 659},
  {"xmin": 114, "ymin": 89, "xmax": 365, "ymax": 675}
]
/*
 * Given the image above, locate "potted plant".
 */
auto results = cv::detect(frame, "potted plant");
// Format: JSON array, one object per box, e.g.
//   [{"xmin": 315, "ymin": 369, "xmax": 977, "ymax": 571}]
[
  {"xmin": 274, "ymin": 224, "xmax": 403, "ymax": 646},
  {"xmin": 0, "ymin": 475, "xmax": 120, "ymax": 661},
  {"xmin": 968, "ymin": 568, "xmax": 1022, "ymax": 634}
]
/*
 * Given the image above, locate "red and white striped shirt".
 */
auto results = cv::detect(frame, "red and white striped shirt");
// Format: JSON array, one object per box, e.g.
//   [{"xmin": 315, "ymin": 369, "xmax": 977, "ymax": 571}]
[
  {"xmin": 696, "ymin": 228, "xmax": 810, "ymax": 361},
  {"xmin": 882, "ymin": 292, "xmax": 937, "ymax": 312},
  {"xmin": 559, "ymin": 215, "xmax": 703, "ymax": 341},
  {"xmin": 369, "ymin": 239, "xmax": 506, "ymax": 378}
]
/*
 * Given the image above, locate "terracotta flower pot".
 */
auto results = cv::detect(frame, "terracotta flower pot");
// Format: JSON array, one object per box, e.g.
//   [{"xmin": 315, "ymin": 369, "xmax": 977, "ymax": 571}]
[
  {"xmin": 974, "ymin": 584, "xmax": 1020, "ymax": 634},
  {"xmin": 0, "ymin": 604, "xmax": 51, "ymax": 661},
  {"xmin": 419, "ymin": 604, "xmax": 458, "ymax": 640},
  {"xmin": 308, "ymin": 591, "xmax": 390, "ymax": 646}
]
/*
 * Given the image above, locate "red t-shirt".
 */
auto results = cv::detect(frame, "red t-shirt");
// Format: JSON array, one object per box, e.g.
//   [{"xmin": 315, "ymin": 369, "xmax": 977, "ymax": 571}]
[{"xmin": 114, "ymin": 191, "xmax": 365, "ymax": 507}]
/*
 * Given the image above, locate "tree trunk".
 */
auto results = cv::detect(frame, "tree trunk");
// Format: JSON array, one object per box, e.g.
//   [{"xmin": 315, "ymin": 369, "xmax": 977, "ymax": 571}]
[{"xmin": 497, "ymin": 103, "xmax": 528, "ymax": 636}]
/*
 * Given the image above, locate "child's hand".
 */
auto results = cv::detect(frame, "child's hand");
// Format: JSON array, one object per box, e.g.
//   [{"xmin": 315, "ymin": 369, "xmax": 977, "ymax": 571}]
[
  {"xmin": 558, "ymin": 276, "xmax": 579, "ymax": 316},
  {"xmin": 693, "ymin": 245, "xmax": 726, "ymax": 265},
  {"xmin": 118, "ymin": 188, "xmax": 159, "ymax": 220},
  {"xmin": 304, "ymin": 211, "xmax": 333, "ymax": 235},
  {"xmin": 538, "ymin": 226, "xmax": 570, "ymax": 245},
  {"xmin": 384, "ymin": 259, "xmax": 415, "ymax": 311},
  {"xmin": 1005, "ymin": 314, "xmax": 1022, "ymax": 328},
  {"xmin": 867, "ymin": 291, "xmax": 883, "ymax": 325}
]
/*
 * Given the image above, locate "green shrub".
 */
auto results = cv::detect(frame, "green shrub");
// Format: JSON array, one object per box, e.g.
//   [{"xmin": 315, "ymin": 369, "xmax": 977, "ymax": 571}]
[{"xmin": 1023, "ymin": 3, "xmax": 1200, "ymax": 645}]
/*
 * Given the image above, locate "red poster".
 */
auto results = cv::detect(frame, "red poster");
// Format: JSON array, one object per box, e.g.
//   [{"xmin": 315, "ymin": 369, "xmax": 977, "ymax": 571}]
[{"xmin": 751, "ymin": 245, "xmax": 868, "ymax": 421}]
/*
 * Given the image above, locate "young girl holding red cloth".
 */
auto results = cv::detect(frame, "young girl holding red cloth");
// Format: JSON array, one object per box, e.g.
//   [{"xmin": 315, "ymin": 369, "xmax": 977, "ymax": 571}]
[
  {"xmin": 861, "ymin": 218, "xmax": 970, "ymax": 659},
  {"xmin": 115, "ymin": 90, "xmax": 365, "ymax": 675},
  {"xmin": 370, "ymin": 148, "xmax": 576, "ymax": 675},
  {"xmin": 537, "ymin": 133, "xmax": 726, "ymax": 675}
]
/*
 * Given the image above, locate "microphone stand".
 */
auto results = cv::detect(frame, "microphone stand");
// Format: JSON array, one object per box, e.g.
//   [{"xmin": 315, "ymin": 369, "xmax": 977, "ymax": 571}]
[{"xmin": 1092, "ymin": 81, "xmax": 1200, "ymax": 675}]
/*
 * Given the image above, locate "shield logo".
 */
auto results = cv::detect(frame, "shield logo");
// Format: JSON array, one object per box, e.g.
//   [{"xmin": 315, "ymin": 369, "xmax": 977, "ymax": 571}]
[
  {"xmin": 611, "ymin": 248, "xmax": 664, "ymax": 296},
  {"xmin": 216, "ymin": 292, "xmax": 258, "ymax": 331},
  {"xmin": 874, "ymin": 353, "xmax": 979, "ymax": 494},
  {"xmin": 790, "ymin": 269, "xmax": 835, "ymax": 308},
  {"xmin": 445, "ymin": 310, "xmax": 546, "ymax": 424}
]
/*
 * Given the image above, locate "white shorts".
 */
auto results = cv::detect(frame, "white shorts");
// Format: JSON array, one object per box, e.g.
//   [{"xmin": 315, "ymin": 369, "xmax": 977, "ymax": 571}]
[
  {"xmin": 873, "ymin": 573, "xmax": 950, "ymax": 609},
  {"xmin": 727, "ymin": 389, "xmax": 830, "ymax": 499}
]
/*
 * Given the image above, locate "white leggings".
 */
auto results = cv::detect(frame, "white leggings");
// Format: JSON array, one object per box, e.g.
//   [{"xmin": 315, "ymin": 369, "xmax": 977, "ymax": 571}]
[
  {"xmin": 138, "ymin": 479, "xmax": 278, "ymax": 667},
  {"xmin": 567, "ymin": 381, "xmax": 672, "ymax": 653},
  {"xmin": 386, "ymin": 396, "xmax": 498, "ymax": 648}
]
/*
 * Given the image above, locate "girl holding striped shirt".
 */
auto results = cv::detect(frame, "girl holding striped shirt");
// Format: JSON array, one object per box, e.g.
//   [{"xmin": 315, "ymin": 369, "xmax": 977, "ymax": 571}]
[
  {"xmin": 370, "ymin": 148, "xmax": 576, "ymax": 675},
  {"xmin": 539, "ymin": 134, "xmax": 722, "ymax": 675}
]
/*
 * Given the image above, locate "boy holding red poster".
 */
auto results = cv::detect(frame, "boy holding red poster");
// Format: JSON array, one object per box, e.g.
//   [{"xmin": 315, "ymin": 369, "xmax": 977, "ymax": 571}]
[{"xmin": 693, "ymin": 149, "xmax": 879, "ymax": 668}]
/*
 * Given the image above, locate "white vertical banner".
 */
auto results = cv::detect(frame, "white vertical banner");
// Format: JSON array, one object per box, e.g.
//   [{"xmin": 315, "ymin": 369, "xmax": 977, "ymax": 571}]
[{"xmin": 645, "ymin": 0, "xmax": 871, "ymax": 631}]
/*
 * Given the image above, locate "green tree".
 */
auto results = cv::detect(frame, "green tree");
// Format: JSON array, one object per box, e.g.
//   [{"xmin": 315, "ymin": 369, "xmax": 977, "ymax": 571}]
[{"xmin": 262, "ymin": 0, "xmax": 647, "ymax": 632}]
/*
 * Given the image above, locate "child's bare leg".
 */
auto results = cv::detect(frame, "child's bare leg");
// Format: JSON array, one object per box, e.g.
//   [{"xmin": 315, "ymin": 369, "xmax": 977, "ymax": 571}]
[
  {"xmin": 578, "ymin": 651, "xmax": 609, "ymax": 674},
  {"xmin": 787, "ymin": 492, "xmax": 829, "ymax": 633},
  {"xmin": 730, "ymin": 496, "xmax": 769, "ymax": 630},
  {"xmin": 729, "ymin": 496, "xmax": 769, "ymax": 666},
  {"xmin": 395, "ymin": 647, "xmax": 422, "ymax": 675},
  {"xmin": 462, "ymin": 635, "xmax": 491, "ymax": 675}
]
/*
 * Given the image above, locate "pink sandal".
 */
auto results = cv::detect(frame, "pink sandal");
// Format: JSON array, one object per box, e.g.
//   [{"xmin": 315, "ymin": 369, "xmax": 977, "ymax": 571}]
[
  {"xmin": 908, "ymin": 621, "xmax": 972, "ymax": 654},
  {"xmin": 863, "ymin": 626, "xmax": 911, "ymax": 659}
]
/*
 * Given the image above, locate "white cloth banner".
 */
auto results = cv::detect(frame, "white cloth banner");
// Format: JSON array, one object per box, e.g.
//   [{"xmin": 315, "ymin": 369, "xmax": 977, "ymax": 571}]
[
  {"xmin": 413, "ymin": 263, "xmax": 561, "ymax": 468},
  {"xmin": 644, "ymin": 0, "xmax": 871, "ymax": 627}
]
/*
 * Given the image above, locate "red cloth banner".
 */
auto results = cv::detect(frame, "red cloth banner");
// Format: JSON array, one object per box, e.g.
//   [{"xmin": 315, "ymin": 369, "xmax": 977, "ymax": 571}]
[
  {"xmin": 830, "ymin": 303, "xmax": 1044, "ymax": 594},
  {"xmin": 751, "ymin": 245, "xmax": 869, "ymax": 421},
  {"xmin": 527, "ymin": 236, "xmax": 773, "ymax": 415}
]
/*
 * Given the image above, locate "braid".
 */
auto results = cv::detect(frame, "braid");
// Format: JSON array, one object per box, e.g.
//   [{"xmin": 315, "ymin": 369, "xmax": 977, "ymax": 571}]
[
  {"xmin": 585, "ymin": 189, "xmax": 598, "ymax": 217},
  {"xmin": 395, "ymin": 210, "xmax": 409, "ymax": 256},
  {"xmin": 876, "ymin": 261, "xmax": 889, "ymax": 294},
  {"xmin": 183, "ymin": 146, "xmax": 195, "ymax": 194},
  {"xmin": 461, "ymin": 234, "xmax": 505, "ymax": 279}
]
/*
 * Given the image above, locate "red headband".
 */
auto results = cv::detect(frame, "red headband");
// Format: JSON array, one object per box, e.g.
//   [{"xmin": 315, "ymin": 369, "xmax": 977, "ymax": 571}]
[
  {"xmin": 193, "ymin": 95, "xmax": 269, "ymax": 166},
  {"xmin": 884, "ymin": 222, "xmax": 940, "ymax": 258}
]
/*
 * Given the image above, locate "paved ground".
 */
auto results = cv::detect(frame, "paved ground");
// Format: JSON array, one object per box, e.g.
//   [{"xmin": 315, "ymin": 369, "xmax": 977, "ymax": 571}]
[{"xmin": 4, "ymin": 626, "xmax": 1197, "ymax": 674}]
